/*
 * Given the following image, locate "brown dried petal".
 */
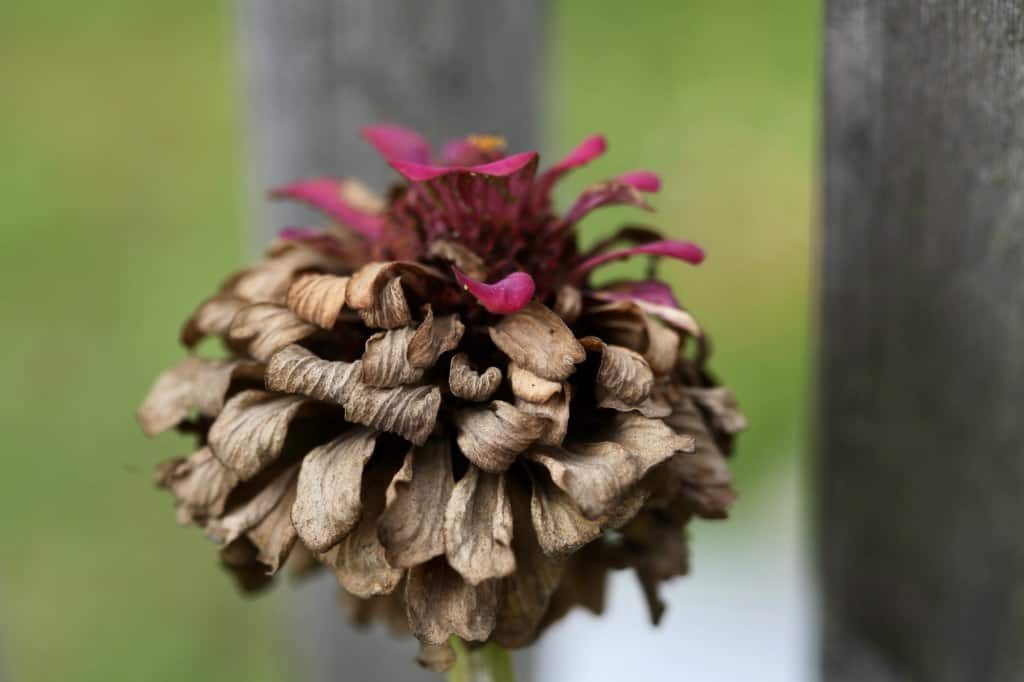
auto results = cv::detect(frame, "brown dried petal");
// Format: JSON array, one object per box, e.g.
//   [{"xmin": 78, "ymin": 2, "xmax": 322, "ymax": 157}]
[
  {"xmin": 286, "ymin": 273, "xmax": 349, "ymax": 329},
  {"xmin": 138, "ymin": 357, "xmax": 263, "ymax": 436},
  {"xmin": 417, "ymin": 642, "xmax": 456, "ymax": 673},
  {"xmin": 220, "ymin": 538, "xmax": 274, "ymax": 593},
  {"xmin": 428, "ymin": 240, "xmax": 487, "ymax": 280},
  {"xmin": 246, "ymin": 479, "xmax": 299, "ymax": 573},
  {"xmin": 358, "ymin": 277, "xmax": 411, "ymax": 329},
  {"xmin": 378, "ymin": 439, "xmax": 454, "ymax": 568},
  {"xmin": 181, "ymin": 294, "xmax": 246, "ymax": 348},
  {"xmin": 488, "ymin": 302, "xmax": 585, "ymax": 381},
  {"xmin": 515, "ymin": 384, "xmax": 571, "ymax": 446},
  {"xmin": 361, "ymin": 327, "xmax": 423, "ymax": 387},
  {"xmin": 406, "ymin": 306, "xmax": 465, "ymax": 369},
  {"xmin": 266, "ymin": 345, "xmax": 441, "ymax": 445},
  {"xmin": 529, "ymin": 466, "xmax": 601, "ymax": 555},
  {"xmin": 207, "ymin": 390, "xmax": 310, "ymax": 480},
  {"xmin": 528, "ymin": 413, "xmax": 694, "ymax": 519},
  {"xmin": 345, "ymin": 260, "xmax": 444, "ymax": 310},
  {"xmin": 206, "ymin": 463, "xmax": 299, "ymax": 544},
  {"xmin": 686, "ymin": 386, "xmax": 748, "ymax": 434},
  {"xmin": 492, "ymin": 476, "xmax": 566, "ymax": 648},
  {"xmin": 454, "ymin": 401, "xmax": 548, "ymax": 473},
  {"xmin": 157, "ymin": 446, "xmax": 240, "ymax": 523},
  {"xmin": 232, "ymin": 245, "xmax": 340, "ymax": 303},
  {"xmin": 405, "ymin": 557, "xmax": 498, "ymax": 645},
  {"xmin": 586, "ymin": 339, "xmax": 654, "ymax": 406},
  {"xmin": 444, "ymin": 466, "xmax": 515, "ymax": 585},
  {"xmin": 508, "ymin": 363, "xmax": 562, "ymax": 403},
  {"xmin": 644, "ymin": 317, "xmax": 681, "ymax": 375},
  {"xmin": 321, "ymin": 457, "xmax": 404, "ymax": 598},
  {"xmin": 552, "ymin": 284, "xmax": 582, "ymax": 324},
  {"xmin": 661, "ymin": 396, "xmax": 737, "ymax": 518},
  {"xmin": 227, "ymin": 303, "xmax": 318, "ymax": 362},
  {"xmin": 291, "ymin": 426, "xmax": 379, "ymax": 552},
  {"xmin": 448, "ymin": 353, "xmax": 501, "ymax": 402}
]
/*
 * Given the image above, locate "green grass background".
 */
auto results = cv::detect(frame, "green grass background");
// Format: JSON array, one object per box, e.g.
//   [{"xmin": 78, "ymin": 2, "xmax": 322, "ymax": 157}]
[{"xmin": 0, "ymin": 1, "xmax": 817, "ymax": 680}]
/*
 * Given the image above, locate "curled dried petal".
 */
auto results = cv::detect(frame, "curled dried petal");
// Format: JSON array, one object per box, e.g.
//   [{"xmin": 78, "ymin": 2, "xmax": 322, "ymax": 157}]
[
  {"xmin": 246, "ymin": 480, "xmax": 299, "ymax": 573},
  {"xmin": 227, "ymin": 304, "xmax": 318, "ymax": 362},
  {"xmin": 448, "ymin": 353, "xmax": 502, "ymax": 402},
  {"xmin": 515, "ymin": 384, "xmax": 571, "ymax": 446},
  {"xmin": 157, "ymin": 446, "xmax": 239, "ymax": 523},
  {"xmin": 444, "ymin": 466, "xmax": 515, "ymax": 585},
  {"xmin": 552, "ymin": 284, "xmax": 582, "ymax": 324},
  {"xmin": 427, "ymin": 240, "xmax": 487, "ymax": 280},
  {"xmin": 378, "ymin": 439, "xmax": 454, "ymax": 568},
  {"xmin": 181, "ymin": 295, "xmax": 245, "ymax": 348},
  {"xmin": 358, "ymin": 277, "xmax": 411, "ymax": 329},
  {"xmin": 453, "ymin": 268, "xmax": 535, "ymax": 315},
  {"xmin": 267, "ymin": 345, "xmax": 440, "ymax": 445},
  {"xmin": 405, "ymin": 558, "xmax": 498, "ymax": 645},
  {"xmin": 207, "ymin": 390, "xmax": 311, "ymax": 480},
  {"xmin": 286, "ymin": 273, "xmax": 350, "ymax": 329},
  {"xmin": 527, "ymin": 413, "xmax": 694, "ymax": 519},
  {"xmin": 206, "ymin": 462, "xmax": 299, "ymax": 544},
  {"xmin": 508, "ymin": 363, "xmax": 562, "ymax": 403},
  {"xmin": 406, "ymin": 306, "xmax": 464, "ymax": 369},
  {"xmin": 581, "ymin": 337, "xmax": 655, "ymax": 406},
  {"xmin": 362, "ymin": 327, "xmax": 424, "ymax": 387},
  {"xmin": 686, "ymin": 386, "xmax": 748, "ymax": 435},
  {"xmin": 291, "ymin": 427, "xmax": 379, "ymax": 552},
  {"xmin": 489, "ymin": 302, "xmax": 585, "ymax": 381},
  {"xmin": 454, "ymin": 401, "xmax": 549, "ymax": 473}
]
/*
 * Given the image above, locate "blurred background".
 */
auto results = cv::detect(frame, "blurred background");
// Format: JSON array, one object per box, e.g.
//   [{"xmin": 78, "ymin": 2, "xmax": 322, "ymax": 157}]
[{"xmin": 0, "ymin": 1, "xmax": 817, "ymax": 680}]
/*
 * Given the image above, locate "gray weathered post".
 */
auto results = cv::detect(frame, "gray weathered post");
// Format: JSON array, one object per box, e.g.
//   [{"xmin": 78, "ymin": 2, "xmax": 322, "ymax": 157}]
[
  {"xmin": 821, "ymin": 2, "xmax": 1024, "ymax": 681},
  {"xmin": 237, "ymin": 1, "xmax": 544, "ymax": 680}
]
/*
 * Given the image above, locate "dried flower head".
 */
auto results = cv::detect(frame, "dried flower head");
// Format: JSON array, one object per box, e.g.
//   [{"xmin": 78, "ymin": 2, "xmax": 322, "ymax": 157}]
[{"xmin": 139, "ymin": 126, "xmax": 746, "ymax": 670}]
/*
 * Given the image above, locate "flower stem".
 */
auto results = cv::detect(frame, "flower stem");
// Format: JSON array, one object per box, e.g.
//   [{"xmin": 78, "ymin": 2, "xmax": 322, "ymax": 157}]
[{"xmin": 447, "ymin": 639, "xmax": 514, "ymax": 682}]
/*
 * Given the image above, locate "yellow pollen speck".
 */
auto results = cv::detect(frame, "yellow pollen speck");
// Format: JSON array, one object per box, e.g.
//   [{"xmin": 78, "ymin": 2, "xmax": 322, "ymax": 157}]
[{"xmin": 468, "ymin": 135, "xmax": 507, "ymax": 152}]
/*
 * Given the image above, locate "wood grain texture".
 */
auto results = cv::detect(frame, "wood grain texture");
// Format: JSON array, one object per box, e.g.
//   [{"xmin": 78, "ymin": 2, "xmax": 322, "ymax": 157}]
[
  {"xmin": 238, "ymin": 1, "xmax": 543, "ymax": 680},
  {"xmin": 821, "ymin": 2, "xmax": 1024, "ymax": 681}
]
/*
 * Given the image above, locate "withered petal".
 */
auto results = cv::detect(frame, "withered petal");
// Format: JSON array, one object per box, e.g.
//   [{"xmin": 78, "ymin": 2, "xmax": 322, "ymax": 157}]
[
  {"xmin": 181, "ymin": 294, "xmax": 246, "ymax": 348},
  {"xmin": 157, "ymin": 446, "xmax": 240, "ymax": 522},
  {"xmin": 427, "ymin": 240, "xmax": 487, "ymax": 281},
  {"xmin": 488, "ymin": 302, "xmax": 585, "ymax": 382},
  {"xmin": 378, "ymin": 439, "xmax": 454, "ymax": 568},
  {"xmin": 444, "ymin": 466, "xmax": 515, "ymax": 585},
  {"xmin": 138, "ymin": 357, "xmax": 263, "ymax": 436},
  {"xmin": 361, "ymin": 327, "xmax": 424, "ymax": 387},
  {"xmin": 686, "ymin": 386, "xmax": 748, "ymax": 435},
  {"xmin": 416, "ymin": 642, "xmax": 456, "ymax": 673},
  {"xmin": 583, "ymin": 338, "xmax": 654, "ymax": 406},
  {"xmin": 207, "ymin": 390, "xmax": 311, "ymax": 480},
  {"xmin": 227, "ymin": 303, "xmax": 318, "ymax": 362},
  {"xmin": 552, "ymin": 284, "xmax": 582, "ymax": 324},
  {"xmin": 448, "ymin": 353, "xmax": 502, "ymax": 402},
  {"xmin": 515, "ymin": 384, "xmax": 571, "ymax": 446},
  {"xmin": 405, "ymin": 557, "xmax": 498, "ymax": 645},
  {"xmin": 286, "ymin": 273, "xmax": 350, "ymax": 329},
  {"xmin": 291, "ymin": 426, "xmax": 379, "ymax": 552},
  {"xmin": 528, "ymin": 413, "xmax": 694, "ymax": 519},
  {"xmin": 266, "ymin": 345, "xmax": 441, "ymax": 445},
  {"xmin": 529, "ymin": 466, "xmax": 601, "ymax": 555},
  {"xmin": 321, "ymin": 456, "xmax": 404, "ymax": 598},
  {"xmin": 358, "ymin": 276, "xmax": 411, "ymax": 329},
  {"xmin": 345, "ymin": 261, "xmax": 445, "ymax": 310},
  {"xmin": 206, "ymin": 463, "xmax": 299, "ymax": 544},
  {"xmin": 246, "ymin": 479, "xmax": 299, "ymax": 574},
  {"xmin": 454, "ymin": 401, "xmax": 549, "ymax": 473},
  {"xmin": 508, "ymin": 363, "xmax": 562, "ymax": 403},
  {"xmin": 232, "ymin": 243, "xmax": 342, "ymax": 303},
  {"xmin": 406, "ymin": 306, "xmax": 465, "ymax": 369}
]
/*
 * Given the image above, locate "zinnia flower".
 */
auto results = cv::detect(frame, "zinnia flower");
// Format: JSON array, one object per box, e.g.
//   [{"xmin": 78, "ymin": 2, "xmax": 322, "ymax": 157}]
[{"xmin": 138, "ymin": 125, "xmax": 746, "ymax": 671}]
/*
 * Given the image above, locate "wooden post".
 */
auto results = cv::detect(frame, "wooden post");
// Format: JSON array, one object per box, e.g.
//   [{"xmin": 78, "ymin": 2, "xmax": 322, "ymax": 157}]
[
  {"xmin": 238, "ymin": 1, "xmax": 544, "ymax": 679},
  {"xmin": 821, "ymin": 2, "xmax": 1024, "ymax": 681}
]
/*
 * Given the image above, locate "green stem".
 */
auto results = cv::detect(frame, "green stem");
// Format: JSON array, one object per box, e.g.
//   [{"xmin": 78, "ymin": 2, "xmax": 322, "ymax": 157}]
[{"xmin": 447, "ymin": 639, "xmax": 514, "ymax": 682}]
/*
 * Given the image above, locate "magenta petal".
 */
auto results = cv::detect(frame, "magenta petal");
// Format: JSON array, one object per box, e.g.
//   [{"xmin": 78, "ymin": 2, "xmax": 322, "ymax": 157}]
[
  {"xmin": 598, "ymin": 280, "xmax": 680, "ymax": 307},
  {"xmin": 561, "ymin": 180, "xmax": 653, "ymax": 228},
  {"xmin": 441, "ymin": 135, "xmax": 507, "ymax": 166},
  {"xmin": 546, "ymin": 134, "xmax": 607, "ymax": 175},
  {"xmin": 270, "ymin": 178, "xmax": 383, "ymax": 239},
  {"xmin": 617, "ymin": 171, "xmax": 661, "ymax": 193},
  {"xmin": 361, "ymin": 125, "xmax": 432, "ymax": 164},
  {"xmin": 390, "ymin": 151, "xmax": 538, "ymax": 182},
  {"xmin": 452, "ymin": 267, "xmax": 535, "ymax": 315},
  {"xmin": 573, "ymin": 239, "xmax": 706, "ymax": 276}
]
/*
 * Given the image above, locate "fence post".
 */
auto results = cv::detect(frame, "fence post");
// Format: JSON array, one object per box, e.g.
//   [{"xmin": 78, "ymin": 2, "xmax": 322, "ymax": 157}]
[
  {"xmin": 821, "ymin": 2, "xmax": 1024, "ymax": 680},
  {"xmin": 238, "ymin": 1, "xmax": 545, "ymax": 679}
]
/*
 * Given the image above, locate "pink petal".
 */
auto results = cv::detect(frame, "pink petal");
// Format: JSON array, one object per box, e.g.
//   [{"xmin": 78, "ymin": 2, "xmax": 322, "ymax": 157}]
[
  {"xmin": 361, "ymin": 125, "xmax": 432, "ymax": 164},
  {"xmin": 452, "ymin": 267, "xmax": 535, "ymax": 315},
  {"xmin": 546, "ymin": 134, "xmax": 607, "ymax": 176},
  {"xmin": 390, "ymin": 151, "xmax": 539, "ymax": 182},
  {"xmin": 573, "ymin": 239, "xmax": 705, "ymax": 276},
  {"xmin": 617, "ymin": 171, "xmax": 661, "ymax": 193},
  {"xmin": 270, "ymin": 178, "xmax": 383, "ymax": 239},
  {"xmin": 441, "ymin": 135, "xmax": 508, "ymax": 165},
  {"xmin": 597, "ymin": 280, "xmax": 680, "ymax": 307},
  {"xmin": 561, "ymin": 180, "xmax": 653, "ymax": 228}
]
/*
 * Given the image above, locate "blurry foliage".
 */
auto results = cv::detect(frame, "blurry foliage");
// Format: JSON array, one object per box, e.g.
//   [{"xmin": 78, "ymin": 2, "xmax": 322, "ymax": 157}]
[{"xmin": 0, "ymin": 0, "xmax": 816, "ymax": 680}]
